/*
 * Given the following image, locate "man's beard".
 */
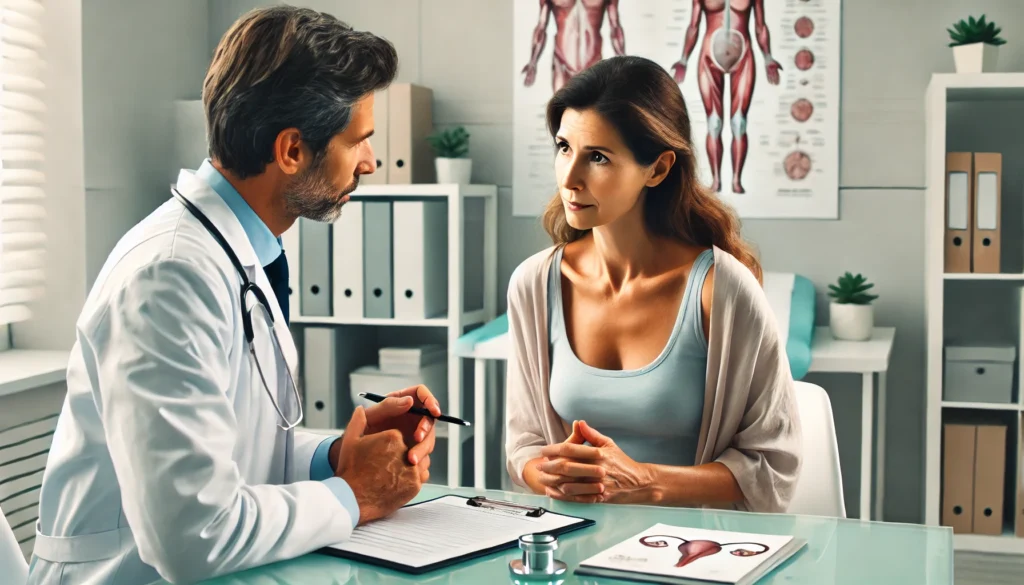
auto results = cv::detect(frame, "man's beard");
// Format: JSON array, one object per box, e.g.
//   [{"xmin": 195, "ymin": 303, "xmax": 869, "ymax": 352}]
[{"xmin": 282, "ymin": 155, "xmax": 358, "ymax": 223}]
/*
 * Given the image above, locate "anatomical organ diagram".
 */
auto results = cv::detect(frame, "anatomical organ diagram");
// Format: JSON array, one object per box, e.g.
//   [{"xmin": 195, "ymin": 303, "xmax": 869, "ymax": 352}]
[
  {"xmin": 640, "ymin": 534, "xmax": 770, "ymax": 567},
  {"xmin": 670, "ymin": 0, "xmax": 781, "ymax": 194}
]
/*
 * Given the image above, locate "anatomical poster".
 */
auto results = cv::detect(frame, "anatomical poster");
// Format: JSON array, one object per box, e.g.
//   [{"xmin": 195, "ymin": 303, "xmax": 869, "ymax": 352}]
[{"xmin": 513, "ymin": 0, "xmax": 841, "ymax": 219}]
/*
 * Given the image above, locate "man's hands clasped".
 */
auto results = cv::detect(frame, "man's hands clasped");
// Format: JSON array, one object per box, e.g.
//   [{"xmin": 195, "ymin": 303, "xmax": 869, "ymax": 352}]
[{"xmin": 331, "ymin": 385, "xmax": 441, "ymax": 524}]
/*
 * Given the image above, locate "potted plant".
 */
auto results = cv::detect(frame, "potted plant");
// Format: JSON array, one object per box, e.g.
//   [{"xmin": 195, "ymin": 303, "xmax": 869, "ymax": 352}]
[
  {"xmin": 827, "ymin": 272, "xmax": 878, "ymax": 341},
  {"xmin": 948, "ymin": 14, "xmax": 1005, "ymax": 73},
  {"xmin": 427, "ymin": 126, "xmax": 472, "ymax": 184}
]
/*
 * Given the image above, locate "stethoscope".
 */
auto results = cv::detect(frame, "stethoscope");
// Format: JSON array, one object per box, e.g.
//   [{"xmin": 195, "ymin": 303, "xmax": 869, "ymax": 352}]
[{"xmin": 171, "ymin": 187, "xmax": 304, "ymax": 431}]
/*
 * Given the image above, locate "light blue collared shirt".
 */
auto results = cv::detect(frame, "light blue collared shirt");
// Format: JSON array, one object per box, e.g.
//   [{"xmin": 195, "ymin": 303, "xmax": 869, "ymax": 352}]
[
  {"xmin": 198, "ymin": 159, "xmax": 359, "ymax": 528},
  {"xmin": 196, "ymin": 159, "xmax": 282, "ymax": 266}
]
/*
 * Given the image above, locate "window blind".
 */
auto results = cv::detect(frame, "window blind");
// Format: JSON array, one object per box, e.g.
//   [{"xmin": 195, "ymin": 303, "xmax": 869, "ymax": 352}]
[{"xmin": 0, "ymin": 0, "xmax": 45, "ymax": 326}]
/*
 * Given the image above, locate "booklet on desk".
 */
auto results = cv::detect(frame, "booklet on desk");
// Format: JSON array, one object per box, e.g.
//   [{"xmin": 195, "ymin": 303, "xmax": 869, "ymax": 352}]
[
  {"xmin": 575, "ymin": 523, "xmax": 805, "ymax": 585},
  {"xmin": 317, "ymin": 495, "xmax": 595, "ymax": 574}
]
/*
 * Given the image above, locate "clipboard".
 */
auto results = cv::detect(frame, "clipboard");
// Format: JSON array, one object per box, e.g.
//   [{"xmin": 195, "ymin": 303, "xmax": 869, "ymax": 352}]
[{"xmin": 316, "ymin": 494, "xmax": 596, "ymax": 575}]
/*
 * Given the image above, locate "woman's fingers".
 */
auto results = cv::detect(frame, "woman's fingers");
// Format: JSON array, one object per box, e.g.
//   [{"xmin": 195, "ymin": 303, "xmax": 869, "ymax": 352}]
[
  {"xmin": 540, "ymin": 442, "xmax": 602, "ymax": 461},
  {"xmin": 535, "ymin": 471, "xmax": 564, "ymax": 488},
  {"xmin": 537, "ymin": 458, "xmax": 606, "ymax": 480},
  {"xmin": 545, "ymin": 486, "xmax": 603, "ymax": 504},
  {"xmin": 556, "ymin": 481, "xmax": 604, "ymax": 496}
]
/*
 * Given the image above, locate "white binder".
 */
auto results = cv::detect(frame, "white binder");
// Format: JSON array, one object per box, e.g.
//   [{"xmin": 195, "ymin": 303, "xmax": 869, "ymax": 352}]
[
  {"xmin": 332, "ymin": 201, "xmax": 364, "ymax": 320},
  {"xmin": 280, "ymin": 221, "xmax": 301, "ymax": 319},
  {"xmin": 392, "ymin": 201, "xmax": 448, "ymax": 320},
  {"xmin": 302, "ymin": 327, "xmax": 338, "ymax": 429}
]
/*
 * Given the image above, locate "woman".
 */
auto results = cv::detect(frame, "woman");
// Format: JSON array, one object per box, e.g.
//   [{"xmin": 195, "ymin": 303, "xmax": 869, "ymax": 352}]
[{"xmin": 504, "ymin": 55, "xmax": 802, "ymax": 513}]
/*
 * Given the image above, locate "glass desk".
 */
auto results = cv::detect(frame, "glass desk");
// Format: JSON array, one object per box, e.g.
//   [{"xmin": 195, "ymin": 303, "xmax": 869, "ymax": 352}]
[{"xmin": 183, "ymin": 485, "xmax": 952, "ymax": 585}]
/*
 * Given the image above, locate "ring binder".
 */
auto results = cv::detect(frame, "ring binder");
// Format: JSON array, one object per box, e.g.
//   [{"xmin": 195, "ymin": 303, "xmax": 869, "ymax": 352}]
[{"xmin": 466, "ymin": 496, "xmax": 546, "ymax": 517}]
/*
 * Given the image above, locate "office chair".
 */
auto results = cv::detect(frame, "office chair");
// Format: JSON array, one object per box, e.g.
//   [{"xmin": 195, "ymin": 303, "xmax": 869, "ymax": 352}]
[{"xmin": 788, "ymin": 381, "xmax": 847, "ymax": 518}]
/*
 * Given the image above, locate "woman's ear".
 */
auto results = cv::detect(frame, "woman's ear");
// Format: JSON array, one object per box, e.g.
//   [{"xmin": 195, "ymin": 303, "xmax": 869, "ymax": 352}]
[{"xmin": 645, "ymin": 150, "xmax": 677, "ymax": 188}]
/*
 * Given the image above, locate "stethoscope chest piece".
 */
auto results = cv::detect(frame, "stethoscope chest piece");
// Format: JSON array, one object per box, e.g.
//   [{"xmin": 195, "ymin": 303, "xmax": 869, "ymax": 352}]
[{"xmin": 509, "ymin": 533, "xmax": 567, "ymax": 582}]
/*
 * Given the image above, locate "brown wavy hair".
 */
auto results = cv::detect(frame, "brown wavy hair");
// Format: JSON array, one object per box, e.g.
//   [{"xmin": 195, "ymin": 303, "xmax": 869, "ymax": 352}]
[{"xmin": 541, "ymin": 55, "xmax": 762, "ymax": 284}]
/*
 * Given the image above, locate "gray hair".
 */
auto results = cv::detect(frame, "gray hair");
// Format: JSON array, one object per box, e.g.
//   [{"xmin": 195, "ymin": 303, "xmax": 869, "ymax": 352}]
[{"xmin": 203, "ymin": 6, "xmax": 398, "ymax": 178}]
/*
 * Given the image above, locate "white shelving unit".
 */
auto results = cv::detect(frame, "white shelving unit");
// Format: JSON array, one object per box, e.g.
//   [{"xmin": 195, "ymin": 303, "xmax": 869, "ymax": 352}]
[
  {"xmin": 924, "ymin": 73, "xmax": 1024, "ymax": 554},
  {"xmin": 289, "ymin": 182, "xmax": 498, "ymax": 488}
]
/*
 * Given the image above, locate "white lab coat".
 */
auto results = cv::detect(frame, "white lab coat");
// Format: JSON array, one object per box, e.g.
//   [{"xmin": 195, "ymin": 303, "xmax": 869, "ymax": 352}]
[{"xmin": 26, "ymin": 170, "xmax": 354, "ymax": 585}]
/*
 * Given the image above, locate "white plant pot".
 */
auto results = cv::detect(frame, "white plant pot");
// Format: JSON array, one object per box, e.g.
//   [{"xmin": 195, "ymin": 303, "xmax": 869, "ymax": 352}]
[
  {"xmin": 435, "ymin": 157, "xmax": 472, "ymax": 185},
  {"xmin": 952, "ymin": 42, "xmax": 1000, "ymax": 73},
  {"xmin": 829, "ymin": 302, "xmax": 874, "ymax": 341}
]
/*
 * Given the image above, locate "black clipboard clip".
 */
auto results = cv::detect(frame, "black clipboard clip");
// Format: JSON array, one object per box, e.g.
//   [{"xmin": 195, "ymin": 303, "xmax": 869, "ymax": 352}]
[{"xmin": 466, "ymin": 496, "xmax": 547, "ymax": 517}]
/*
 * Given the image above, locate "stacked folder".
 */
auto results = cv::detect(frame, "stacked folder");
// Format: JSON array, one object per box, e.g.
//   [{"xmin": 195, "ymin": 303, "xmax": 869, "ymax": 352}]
[
  {"xmin": 944, "ymin": 152, "xmax": 1003, "ymax": 273},
  {"xmin": 941, "ymin": 421, "xmax": 1024, "ymax": 536},
  {"xmin": 349, "ymin": 344, "xmax": 449, "ymax": 413},
  {"xmin": 360, "ymin": 83, "xmax": 435, "ymax": 185},
  {"xmin": 280, "ymin": 199, "xmax": 449, "ymax": 322}
]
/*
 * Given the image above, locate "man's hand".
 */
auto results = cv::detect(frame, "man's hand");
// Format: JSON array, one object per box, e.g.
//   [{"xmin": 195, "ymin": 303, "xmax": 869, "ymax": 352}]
[
  {"xmin": 330, "ymin": 385, "xmax": 440, "ymax": 469},
  {"xmin": 366, "ymin": 384, "xmax": 440, "ymax": 466},
  {"xmin": 334, "ymin": 406, "xmax": 428, "ymax": 524}
]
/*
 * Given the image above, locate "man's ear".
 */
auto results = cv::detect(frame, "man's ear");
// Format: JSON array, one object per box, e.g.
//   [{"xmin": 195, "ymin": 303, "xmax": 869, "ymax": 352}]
[
  {"xmin": 273, "ymin": 128, "xmax": 305, "ymax": 176},
  {"xmin": 645, "ymin": 150, "xmax": 676, "ymax": 188}
]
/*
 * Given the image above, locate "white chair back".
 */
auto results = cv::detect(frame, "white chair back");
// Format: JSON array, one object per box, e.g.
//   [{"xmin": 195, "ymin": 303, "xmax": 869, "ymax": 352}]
[
  {"xmin": 788, "ymin": 381, "xmax": 846, "ymax": 518},
  {"xmin": 0, "ymin": 504, "xmax": 28, "ymax": 585}
]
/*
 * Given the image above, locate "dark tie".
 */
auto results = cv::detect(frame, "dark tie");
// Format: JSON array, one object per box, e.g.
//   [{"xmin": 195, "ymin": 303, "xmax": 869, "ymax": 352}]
[{"xmin": 263, "ymin": 250, "xmax": 290, "ymax": 325}]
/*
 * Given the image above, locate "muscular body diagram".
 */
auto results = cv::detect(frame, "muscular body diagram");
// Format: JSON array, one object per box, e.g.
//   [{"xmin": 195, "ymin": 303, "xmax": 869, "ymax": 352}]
[
  {"xmin": 522, "ymin": 0, "xmax": 626, "ymax": 93},
  {"xmin": 670, "ymin": 0, "xmax": 781, "ymax": 194}
]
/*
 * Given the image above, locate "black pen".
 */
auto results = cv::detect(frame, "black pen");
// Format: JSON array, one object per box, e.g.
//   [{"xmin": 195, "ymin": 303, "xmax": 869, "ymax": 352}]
[{"xmin": 358, "ymin": 392, "xmax": 472, "ymax": 426}]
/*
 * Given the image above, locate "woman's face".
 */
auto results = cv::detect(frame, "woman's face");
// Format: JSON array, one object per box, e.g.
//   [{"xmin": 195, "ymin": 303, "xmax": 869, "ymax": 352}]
[{"xmin": 553, "ymin": 108, "xmax": 672, "ymax": 231}]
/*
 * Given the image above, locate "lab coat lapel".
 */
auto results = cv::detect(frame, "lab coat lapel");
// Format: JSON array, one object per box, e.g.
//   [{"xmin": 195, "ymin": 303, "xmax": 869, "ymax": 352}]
[{"xmin": 174, "ymin": 171, "xmax": 299, "ymax": 378}]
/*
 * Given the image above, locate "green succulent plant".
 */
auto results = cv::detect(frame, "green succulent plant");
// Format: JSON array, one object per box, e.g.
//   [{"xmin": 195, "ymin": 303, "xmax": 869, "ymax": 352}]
[
  {"xmin": 426, "ymin": 126, "xmax": 470, "ymax": 158},
  {"xmin": 828, "ymin": 272, "xmax": 878, "ymax": 305},
  {"xmin": 948, "ymin": 15, "xmax": 1006, "ymax": 47}
]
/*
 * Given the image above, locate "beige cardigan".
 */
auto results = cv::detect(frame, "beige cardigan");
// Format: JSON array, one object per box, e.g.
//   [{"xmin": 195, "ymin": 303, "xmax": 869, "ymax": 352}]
[{"xmin": 503, "ymin": 245, "xmax": 802, "ymax": 513}]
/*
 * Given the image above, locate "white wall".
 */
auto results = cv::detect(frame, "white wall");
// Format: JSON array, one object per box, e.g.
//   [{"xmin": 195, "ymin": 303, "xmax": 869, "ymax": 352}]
[
  {"xmin": 82, "ymin": 0, "xmax": 211, "ymax": 288},
  {"xmin": 13, "ymin": 0, "xmax": 212, "ymax": 349}
]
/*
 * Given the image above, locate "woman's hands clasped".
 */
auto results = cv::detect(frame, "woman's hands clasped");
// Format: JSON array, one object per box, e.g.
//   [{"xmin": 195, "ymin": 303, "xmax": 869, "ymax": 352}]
[{"xmin": 535, "ymin": 420, "xmax": 656, "ymax": 505}]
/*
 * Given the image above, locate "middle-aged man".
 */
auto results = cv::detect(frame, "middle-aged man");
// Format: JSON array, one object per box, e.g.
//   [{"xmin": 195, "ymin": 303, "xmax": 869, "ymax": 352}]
[{"xmin": 26, "ymin": 6, "xmax": 435, "ymax": 585}]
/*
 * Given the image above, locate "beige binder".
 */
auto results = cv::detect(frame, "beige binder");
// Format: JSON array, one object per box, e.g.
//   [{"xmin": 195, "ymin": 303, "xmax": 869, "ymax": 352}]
[
  {"xmin": 972, "ymin": 152, "xmax": 1002, "ymax": 273},
  {"xmin": 1017, "ymin": 416, "xmax": 1024, "ymax": 537},
  {"xmin": 387, "ymin": 83, "xmax": 435, "ymax": 184},
  {"xmin": 944, "ymin": 152, "xmax": 973, "ymax": 273},
  {"xmin": 971, "ymin": 423, "xmax": 1006, "ymax": 535},
  {"xmin": 361, "ymin": 88, "xmax": 389, "ymax": 185},
  {"xmin": 942, "ymin": 423, "xmax": 976, "ymax": 533}
]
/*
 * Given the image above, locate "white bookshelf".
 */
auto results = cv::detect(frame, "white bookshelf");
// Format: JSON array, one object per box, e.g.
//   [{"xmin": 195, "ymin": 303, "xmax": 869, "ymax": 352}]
[
  {"xmin": 289, "ymin": 182, "xmax": 497, "ymax": 488},
  {"xmin": 924, "ymin": 73, "xmax": 1024, "ymax": 554}
]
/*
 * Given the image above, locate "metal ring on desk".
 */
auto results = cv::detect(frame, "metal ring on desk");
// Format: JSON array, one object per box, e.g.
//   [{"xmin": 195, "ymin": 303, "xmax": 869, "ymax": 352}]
[{"xmin": 509, "ymin": 533, "xmax": 567, "ymax": 583}]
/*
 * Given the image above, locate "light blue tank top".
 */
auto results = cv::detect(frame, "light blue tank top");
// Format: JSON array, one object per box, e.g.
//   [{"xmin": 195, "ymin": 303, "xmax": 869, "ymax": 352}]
[{"xmin": 547, "ymin": 247, "xmax": 712, "ymax": 467}]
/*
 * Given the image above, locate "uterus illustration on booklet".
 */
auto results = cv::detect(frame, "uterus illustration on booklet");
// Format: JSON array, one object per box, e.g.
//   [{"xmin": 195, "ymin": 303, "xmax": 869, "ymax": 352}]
[
  {"xmin": 577, "ymin": 523, "xmax": 806, "ymax": 584},
  {"xmin": 636, "ymin": 534, "xmax": 770, "ymax": 568}
]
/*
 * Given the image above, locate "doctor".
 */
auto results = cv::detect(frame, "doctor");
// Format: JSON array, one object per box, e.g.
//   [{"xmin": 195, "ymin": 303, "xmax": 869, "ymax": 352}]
[{"xmin": 26, "ymin": 7, "xmax": 434, "ymax": 585}]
